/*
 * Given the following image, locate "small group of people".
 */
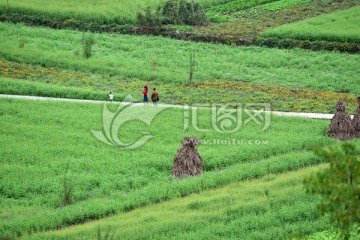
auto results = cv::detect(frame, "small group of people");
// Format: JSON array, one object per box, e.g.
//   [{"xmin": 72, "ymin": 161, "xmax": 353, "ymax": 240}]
[
  {"xmin": 142, "ymin": 82, "xmax": 159, "ymax": 104},
  {"xmin": 108, "ymin": 82, "xmax": 159, "ymax": 104}
]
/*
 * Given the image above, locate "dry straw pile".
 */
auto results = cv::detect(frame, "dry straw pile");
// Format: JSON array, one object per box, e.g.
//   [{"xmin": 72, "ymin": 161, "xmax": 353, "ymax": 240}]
[
  {"xmin": 327, "ymin": 100, "xmax": 357, "ymax": 140},
  {"xmin": 352, "ymin": 96, "xmax": 360, "ymax": 138},
  {"xmin": 173, "ymin": 137, "xmax": 203, "ymax": 178}
]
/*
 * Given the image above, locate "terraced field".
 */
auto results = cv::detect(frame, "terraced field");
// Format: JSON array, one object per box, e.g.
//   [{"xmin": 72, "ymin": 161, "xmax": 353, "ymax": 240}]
[
  {"xmin": 0, "ymin": 0, "xmax": 226, "ymax": 24},
  {"xmin": 261, "ymin": 6, "xmax": 360, "ymax": 43},
  {"xmin": 0, "ymin": 97, "xmax": 340, "ymax": 238},
  {"xmin": 22, "ymin": 166, "xmax": 331, "ymax": 240},
  {"xmin": 0, "ymin": 23, "xmax": 359, "ymax": 92}
]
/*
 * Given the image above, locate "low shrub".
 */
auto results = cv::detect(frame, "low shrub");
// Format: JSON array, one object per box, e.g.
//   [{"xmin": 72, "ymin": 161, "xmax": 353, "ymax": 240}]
[
  {"xmin": 255, "ymin": 37, "xmax": 360, "ymax": 53},
  {"xmin": 135, "ymin": 0, "xmax": 208, "ymax": 34}
]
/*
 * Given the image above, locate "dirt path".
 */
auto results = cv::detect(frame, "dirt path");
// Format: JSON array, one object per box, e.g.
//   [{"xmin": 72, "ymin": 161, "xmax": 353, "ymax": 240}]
[{"xmin": 0, "ymin": 94, "xmax": 341, "ymax": 120}]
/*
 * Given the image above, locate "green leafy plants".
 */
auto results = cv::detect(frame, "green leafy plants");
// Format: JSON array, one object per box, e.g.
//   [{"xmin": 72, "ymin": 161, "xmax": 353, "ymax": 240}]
[
  {"xmin": 136, "ymin": 0, "xmax": 208, "ymax": 32},
  {"xmin": 207, "ymin": 0, "xmax": 279, "ymax": 14},
  {"xmin": 234, "ymin": 0, "xmax": 312, "ymax": 17},
  {"xmin": 82, "ymin": 32, "xmax": 94, "ymax": 59},
  {"xmin": 62, "ymin": 161, "xmax": 73, "ymax": 207},
  {"xmin": 304, "ymin": 143, "xmax": 360, "ymax": 237},
  {"xmin": 188, "ymin": 50, "xmax": 196, "ymax": 84},
  {"xmin": 97, "ymin": 225, "xmax": 116, "ymax": 240}
]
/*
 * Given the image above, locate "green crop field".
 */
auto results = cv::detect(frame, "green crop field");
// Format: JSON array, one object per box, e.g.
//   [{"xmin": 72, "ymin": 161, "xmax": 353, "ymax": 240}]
[
  {"xmin": 234, "ymin": 0, "xmax": 312, "ymax": 17},
  {"xmin": 200, "ymin": 0, "xmax": 360, "ymax": 46},
  {"xmin": 22, "ymin": 166, "xmax": 331, "ymax": 240},
  {"xmin": 208, "ymin": 0, "xmax": 310, "ymax": 15},
  {"xmin": 208, "ymin": 0, "xmax": 278, "ymax": 14},
  {"xmin": 1, "ymin": 75, "xmax": 359, "ymax": 114},
  {"xmin": 0, "ymin": 0, "xmax": 225, "ymax": 24},
  {"xmin": 1, "ymin": 22, "xmax": 360, "ymax": 94},
  {"xmin": 0, "ymin": 97, "xmax": 345, "ymax": 238},
  {"xmin": 261, "ymin": 6, "xmax": 360, "ymax": 43}
]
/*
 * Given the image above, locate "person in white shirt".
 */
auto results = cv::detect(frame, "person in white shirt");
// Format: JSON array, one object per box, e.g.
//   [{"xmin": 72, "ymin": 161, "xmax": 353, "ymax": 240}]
[{"xmin": 109, "ymin": 92, "xmax": 114, "ymax": 102}]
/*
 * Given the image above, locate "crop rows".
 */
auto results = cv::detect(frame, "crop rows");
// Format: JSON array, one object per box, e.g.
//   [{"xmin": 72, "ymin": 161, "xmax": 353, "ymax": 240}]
[
  {"xmin": 235, "ymin": 0, "xmax": 312, "ymax": 17},
  {"xmin": 1, "ymin": 23, "xmax": 359, "ymax": 94},
  {"xmin": 0, "ymin": 98, "xmax": 339, "ymax": 237},
  {"xmin": 0, "ymin": 0, "xmax": 174, "ymax": 25},
  {"xmin": 207, "ymin": 0, "xmax": 279, "ymax": 14},
  {"xmin": 0, "ymin": 0, "xmax": 229, "ymax": 25},
  {"xmin": 261, "ymin": 6, "xmax": 360, "ymax": 43},
  {"xmin": 196, "ymin": 0, "xmax": 360, "ymax": 46},
  {"xmin": 22, "ymin": 166, "xmax": 331, "ymax": 240}
]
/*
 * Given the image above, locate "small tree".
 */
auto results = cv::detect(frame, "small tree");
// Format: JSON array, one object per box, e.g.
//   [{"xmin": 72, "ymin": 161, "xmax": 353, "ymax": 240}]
[
  {"xmin": 189, "ymin": 51, "xmax": 196, "ymax": 84},
  {"xmin": 82, "ymin": 32, "xmax": 94, "ymax": 59},
  {"xmin": 163, "ymin": 0, "xmax": 179, "ymax": 24},
  {"xmin": 178, "ymin": 0, "xmax": 190, "ymax": 24},
  {"xmin": 136, "ymin": 7, "xmax": 162, "ymax": 33},
  {"xmin": 304, "ymin": 143, "xmax": 360, "ymax": 238},
  {"xmin": 62, "ymin": 161, "xmax": 73, "ymax": 206},
  {"xmin": 137, "ymin": 0, "xmax": 208, "ymax": 30},
  {"xmin": 188, "ymin": 1, "xmax": 207, "ymax": 25}
]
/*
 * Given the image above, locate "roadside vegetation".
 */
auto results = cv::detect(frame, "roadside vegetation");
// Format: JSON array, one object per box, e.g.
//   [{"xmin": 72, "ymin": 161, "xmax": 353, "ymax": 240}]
[{"xmin": 1, "ymin": 75, "xmax": 359, "ymax": 114}]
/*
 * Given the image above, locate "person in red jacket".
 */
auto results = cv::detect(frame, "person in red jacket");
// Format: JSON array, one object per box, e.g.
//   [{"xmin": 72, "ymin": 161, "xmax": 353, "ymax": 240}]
[
  {"xmin": 142, "ymin": 82, "xmax": 149, "ymax": 103},
  {"xmin": 151, "ymin": 88, "xmax": 159, "ymax": 105}
]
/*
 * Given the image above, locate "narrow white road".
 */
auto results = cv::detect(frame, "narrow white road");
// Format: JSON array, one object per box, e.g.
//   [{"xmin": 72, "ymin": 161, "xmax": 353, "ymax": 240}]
[{"xmin": 0, "ymin": 94, "xmax": 341, "ymax": 120}]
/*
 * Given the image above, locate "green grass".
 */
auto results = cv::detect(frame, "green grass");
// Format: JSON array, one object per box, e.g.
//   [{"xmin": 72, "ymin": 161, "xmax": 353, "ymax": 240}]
[
  {"xmin": 196, "ymin": 0, "xmax": 360, "ymax": 44},
  {"xmin": 207, "ymin": 0, "xmax": 311, "ymax": 16},
  {"xmin": 207, "ymin": 0, "xmax": 278, "ymax": 14},
  {"xmin": 261, "ymin": 6, "xmax": 360, "ymax": 43},
  {"xmin": 1, "ymin": 22, "xmax": 360, "ymax": 94},
  {"xmin": 235, "ymin": 0, "xmax": 312, "ymax": 17},
  {"xmin": 0, "ymin": 77, "xmax": 120, "ymax": 101},
  {"xmin": 2, "ymin": 65, "xmax": 360, "ymax": 114},
  {"xmin": 21, "ymin": 166, "xmax": 331, "ymax": 240},
  {"xmin": 0, "ymin": 97, "xmax": 351, "ymax": 238},
  {"xmin": 0, "ymin": 0, "xmax": 224, "ymax": 25}
]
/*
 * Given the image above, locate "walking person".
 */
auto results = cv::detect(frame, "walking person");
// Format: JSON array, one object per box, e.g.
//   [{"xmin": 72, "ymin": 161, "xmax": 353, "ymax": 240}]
[
  {"xmin": 142, "ymin": 82, "xmax": 149, "ymax": 103},
  {"xmin": 109, "ymin": 92, "xmax": 114, "ymax": 102},
  {"xmin": 151, "ymin": 88, "xmax": 159, "ymax": 105}
]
